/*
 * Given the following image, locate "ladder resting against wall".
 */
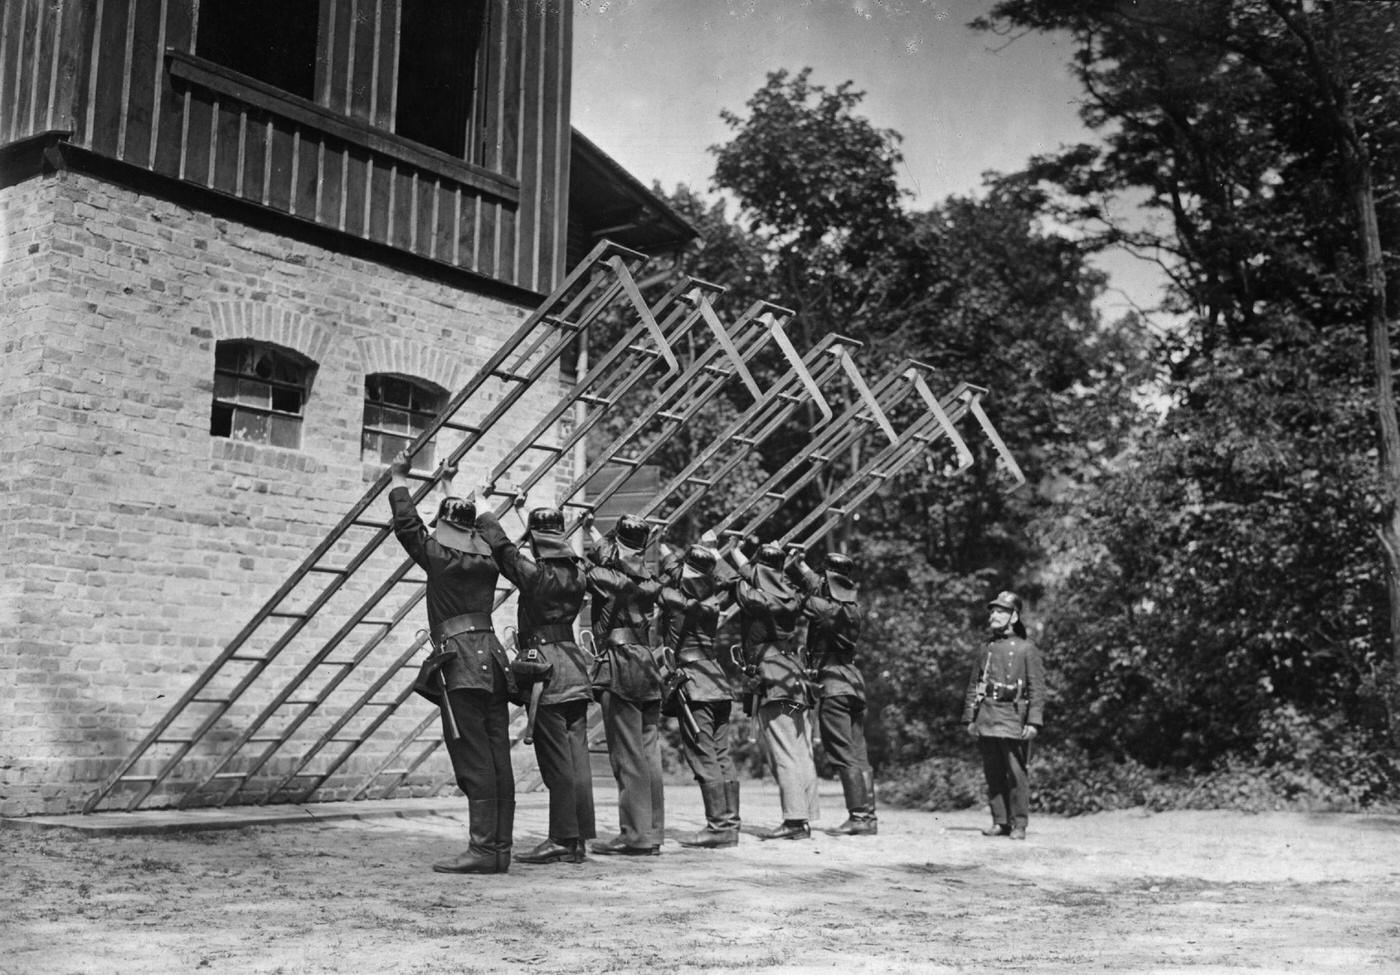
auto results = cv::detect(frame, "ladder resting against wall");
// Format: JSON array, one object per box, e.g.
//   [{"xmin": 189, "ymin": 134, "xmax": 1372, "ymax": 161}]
[{"xmin": 84, "ymin": 238, "xmax": 1024, "ymax": 812}]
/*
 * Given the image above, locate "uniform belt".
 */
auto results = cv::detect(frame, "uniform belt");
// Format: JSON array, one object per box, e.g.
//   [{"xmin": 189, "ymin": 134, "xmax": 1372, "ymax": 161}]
[
  {"xmin": 435, "ymin": 612, "xmax": 494, "ymax": 642},
  {"xmin": 603, "ymin": 626, "xmax": 647, "ymax": 646},
  {"xmin": 520, "ymin": 622, "xmax": 576, "ymax": 647}
]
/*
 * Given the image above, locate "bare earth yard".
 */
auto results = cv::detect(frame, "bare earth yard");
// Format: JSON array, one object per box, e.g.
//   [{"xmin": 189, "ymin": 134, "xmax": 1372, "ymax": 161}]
[{"xmin": 3, "ymin": 779, "xmax": 1398, "ymax": 974}]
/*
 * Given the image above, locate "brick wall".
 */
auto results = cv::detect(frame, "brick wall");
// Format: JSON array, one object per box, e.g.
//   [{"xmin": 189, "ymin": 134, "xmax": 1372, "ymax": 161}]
[{"xmin": 0, "ymin": 169, "xmax": 571, "ymax": 815}]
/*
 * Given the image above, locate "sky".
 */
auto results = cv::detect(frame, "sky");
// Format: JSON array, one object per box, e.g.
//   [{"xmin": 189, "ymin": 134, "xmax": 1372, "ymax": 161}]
[{"xmin": 571, "ymin": 0, "xmax": 1170, "ymax": 322}]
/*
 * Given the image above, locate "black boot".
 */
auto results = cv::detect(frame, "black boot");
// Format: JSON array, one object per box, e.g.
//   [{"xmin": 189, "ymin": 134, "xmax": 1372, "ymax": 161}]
[
  {"xmin": 761, "ymin": 819, "xmax": 811, "ymax": 841},
  {"xmin": 830, "ymin": 768, "xmax": 878, "ymax": 835},
  {"xmin": 679, "ymin": 781, "xmax": 738, "ymax": 848},
  {"xmin": 433, "ymin": 799, "xmax": 501, "ymax": 874},
  {"xmin": 725, "ymin": 779, "xmax": 741, "ymax": 832},
  {"xmin": 495, "ymin": 800, "xmax": 515, "ymax": 873}
]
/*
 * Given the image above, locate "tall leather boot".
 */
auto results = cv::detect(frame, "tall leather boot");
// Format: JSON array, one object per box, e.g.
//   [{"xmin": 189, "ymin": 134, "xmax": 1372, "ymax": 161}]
[
  {"xmin": 679, "ymin": 781, "xmax": 738, "ymax": 848},
  {"xmin": 725, "ymin": 779, "xmax": 741, "ymax": 832},
  {"xmin": 433, "ymin": 799, "xmax": 500, "ymax": 874},
  {"xmin": 829, "ymin": 767, "xmax": 877, "ymax": 835},
  {"xmin": 862, "ymin": 768, "xmax": 879, "ymax": 834},
  {"xmin": 495, "ymin": 800, "xmax": 515, "ymax": 873}
]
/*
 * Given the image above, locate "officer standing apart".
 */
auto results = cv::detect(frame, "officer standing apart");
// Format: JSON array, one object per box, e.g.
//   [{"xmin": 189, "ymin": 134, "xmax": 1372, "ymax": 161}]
[
  {"xmin": 728, "ymin": 538, "xmax": 819, "ymax": 840},
  {"xmin": 658, "ymin": 543, "xmax": 742, "ymax": 848},
  {"xmin": 388, "ymin": 451, "xmax": 515, "ymax": 874},
  {"xmin": 962, "ymin": 591, "xmax": 1045, "ymax": 840},
  {"xmin": 788, "ymin": 551, "xmax": 877, "ymax": 835},
  {"xmin": 478, "ymin": 504, "xmax": 595, "ymax": 865},
  {"xmin": 585, "ymin": 514, "xmax": 666, "ymax": 856}
]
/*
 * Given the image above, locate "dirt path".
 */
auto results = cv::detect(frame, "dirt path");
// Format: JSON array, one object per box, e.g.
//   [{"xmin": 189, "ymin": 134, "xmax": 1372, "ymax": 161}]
[{"xmin": 3, "ymin": 780, "xmax": 1398, "ymax": 974}]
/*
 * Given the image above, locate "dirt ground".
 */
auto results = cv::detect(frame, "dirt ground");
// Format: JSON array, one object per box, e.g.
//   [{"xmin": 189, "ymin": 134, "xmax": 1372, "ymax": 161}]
[{"xmin": 3, "ymin": 778, "xmax": 1398, "ymax": 975}]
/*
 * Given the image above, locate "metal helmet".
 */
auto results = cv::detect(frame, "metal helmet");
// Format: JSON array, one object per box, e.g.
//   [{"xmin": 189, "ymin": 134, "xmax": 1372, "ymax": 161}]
[
  {"xmin": 436, "ymin": 496, "xmax": 476, "ymax": 529},
  {"xmin": 683, "ymin": 544, "xmax": 717, "ymax": 575},
  {"xmin": 825, "ymin": 553, "xmax": 858, "ymax": 580},
  {"xmin": 527, "ymin": 506, "xmax": 565, "ymax": 535},
  {"xmin": 615, "ymin": 514, "xmax": 651, "ymax": 550},
  {"xmin": 987, "ymin": 590, "xmax": 1022, "ymax": 615},
  {"xmin": 756, "ymin": 542, "xmax": 785, "ymax": 569}
]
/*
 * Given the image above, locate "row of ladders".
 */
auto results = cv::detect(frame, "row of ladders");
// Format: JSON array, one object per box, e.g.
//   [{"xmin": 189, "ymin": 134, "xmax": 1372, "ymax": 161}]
[{"xmin": 83, "ymin": 242, "xmax": 731, "ymax": 813}]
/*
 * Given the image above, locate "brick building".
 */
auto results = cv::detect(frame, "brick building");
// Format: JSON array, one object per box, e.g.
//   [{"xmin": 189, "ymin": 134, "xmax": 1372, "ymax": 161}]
[{"xmin": 0, "ymin": 0, "xmax": 693, "ymax": 816}]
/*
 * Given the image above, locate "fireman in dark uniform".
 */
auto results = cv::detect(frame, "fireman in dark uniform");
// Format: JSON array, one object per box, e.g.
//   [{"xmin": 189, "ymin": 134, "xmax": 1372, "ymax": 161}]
[
  {"xmin": 387, "ymin": 452, "xmax": 514, "ymax": 874},
  {"xmin": 962, "ymin": 590, "xmax": 1045, "ymax": 840},
  {"xmin": 788, "ymin": 551, "xmax": 876, "ymax": 835},
  {"xmin": 585, "ymin": 514, "xmax": 665, "ymax": 856},
  {"xmin": 478, "ymin": 505, "xmax": 594, "ymax": 865},
  {"xmin": 729, "ymin": 538, "xmax": 818, "ymax": 840},
  {"xmin": 658, "ymin": 543, "xmax": 741, "ymax": 848}
]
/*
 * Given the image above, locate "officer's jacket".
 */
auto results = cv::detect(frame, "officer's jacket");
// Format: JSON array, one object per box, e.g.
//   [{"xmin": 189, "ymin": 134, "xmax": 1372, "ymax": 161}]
[
  {"xmin": 389, "ymin": 487, "xmax": 513, "ymax": 700},
  {"xmin": 477, "ymin": 512, "xmax": 591, "ymax": 707},
  {"xmin": 961, "ymin": 634, "xmax": 1046, "ymax": 738},
  {"xmin": 656, "ymin": 568, "xmax": 731, "ymax": 703},
  {"xmin": 730, "ymin": 562, "xmax": 806, "ymax": 706},
  {"xmin": 788, "ymin": 561, "xmax": 866, "ymax": 702},
  {"xmin": 585, "ymin": 540, "xmax": 662, "ymax": 703}
]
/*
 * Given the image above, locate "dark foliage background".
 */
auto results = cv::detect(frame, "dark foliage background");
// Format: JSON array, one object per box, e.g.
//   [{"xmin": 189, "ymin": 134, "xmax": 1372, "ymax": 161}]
[{"xmin": 592, "ymin": 0, "xmax": 1400, "ymax": 813}]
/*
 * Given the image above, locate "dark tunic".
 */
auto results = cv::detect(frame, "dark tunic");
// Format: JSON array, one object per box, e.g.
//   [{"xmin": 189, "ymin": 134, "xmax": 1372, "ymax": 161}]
[
  {"xmin": 477, "ymin": 512, "xmax": 591, "ymax": 707},
  {"xmin": 961, "ymin": 634, "xmax": 1046, "ymax": 738},
  {"xmin": 789, "ymin": 561, "xmax": 866, "ymax": 702},
  {"xmin": 585, "ymin": 548, "xmax": 662, "ymax": 703},
  {"xmin": 731, "ymin": 562, "xmax": 806, "ymax": 706},
  {"xmin": 656, "ymin": 573, "xmax": 731, "ymax": 703},
  {"xmin": 388, "ymin": 487, "xmax": 512, "ymax": 700}
]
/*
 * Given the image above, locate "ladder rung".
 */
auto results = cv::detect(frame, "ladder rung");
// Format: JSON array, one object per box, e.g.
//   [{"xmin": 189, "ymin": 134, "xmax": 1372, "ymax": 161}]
[
  {"xmin": 703, "ymin": 364, "xmax": 728, "ymax": 375},
  {"xmin": 248, "ymin": 736, "xmax": 283, "ymax": 743},
  {"xmin": 440, "ymin": 420, "xmax": 480, "ymax": 434},
  {"xmin": 281, "ymin": 699, "xmax": 320, "ymax": 706},
  {"xmin": 611, "ymin": 457, "xmax": 640, "ymax": 468},
  {"xmin": 779, "ymin": 392, "xmax": 801, "ymax": 402},
  {"xmin": 210, "ymin": 772, "xmax": 249, "ymax": 780},
  {"xmin": 578, "ymin": 393, "xmax": 612, "ymax": 407},
  {"xmin": 414, "ymin": 737, "xmax": 440, "ymax": 744},
  {"xmin": 191, "ymin": 697, "xmax": 230, "ymax": 705},
  {"xmin": 526, "ymin": 442, "xmax": 563, "ymax": 454},
  {"xmin": 368, "ymin": 700, "xmax": 401, "ymax": 708},
  {"xmin": 229, "ymin": 654, "xmax": 268, "ymax": 663},
  {"xmin": 308, "ymin": 565, "xmax": 350, "ymax": 575},
  {"xmin": 765, "ymin": 490, "xmax": 784, "ymax": 499},
  {"xmin": 733, "ymin": 435, "xmax": 756, "ymax": 445},
  {"xmin": 626, "ymin": 343, "xmax": 659, "ymax": 357},
  {"xmin": 810, "ymin": 452, "xmax": 831, "ymax": 463},
  {"xmin": 492, "ymin": 370, "xmax": 529, "ymax": 383},
  {"xmin": 403, "ymin": 575, "xmax": 428, "ymax": 585},
  {"xmin": 352, "ymin": 518, "xmax": 391, "ymax": 530},
  {"xmin": 268, "ymin": 610, "xmax": 309, "ymax": 620},
  {"xmin": 379, "ymin": 768, "xmax": 411, "ymax": 776},
  {"xmin": 155, "ymin": 737, "xmax": 196, "ymax": 744},
  {"xmin": 827, "ymin": 507, "xmax": 848, "ymax": 516},
  {"xmin": 319, "ymin": 660, "xmax": 357, "ymax": 667},
  {"xmin": 561, "ymin": 499, "xmax": 594, "ymax": 509},
  {"xmin": 545, "ymin": 316, "xmax": 584, "ymax": 332},
  {"xmin": 657, "ymin": 411, "xmax": 683, "ymax": 422},
  {"xmin": 406, "ymin": 471, "xmax": 435, "ymax": 482},
  {"xmin": 685, "ymin": 476, "xmax": 712, "ymax": 487},
  {"xmin": 869, "ymin": 470, "xmax": 890, "ymax": 479},
  {"xmin": 358, "ymin": 618, "xmax": 396, "ymax": 627},
  {"xmin": 328, "ymin": 737, "xmax": 364, "ymax": 744},
  {"xmin": 117, "ymin": 774, "xmax": 159, "ymax": 782}
]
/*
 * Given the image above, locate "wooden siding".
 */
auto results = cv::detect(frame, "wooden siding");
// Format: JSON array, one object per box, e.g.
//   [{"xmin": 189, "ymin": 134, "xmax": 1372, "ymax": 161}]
[{"xmin": 1, "ymin": 0, "xmax": 571, "ymax": 296}]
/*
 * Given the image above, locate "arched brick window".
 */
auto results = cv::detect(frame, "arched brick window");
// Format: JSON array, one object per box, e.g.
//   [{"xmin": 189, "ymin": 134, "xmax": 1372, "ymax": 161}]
[
  {"xmin": 362, "ymin": 374, "xmax": 447, "ymax": 470},
  {"xmin": 210, "ymin": 340, "xmax": 315, "ymax": 448}
]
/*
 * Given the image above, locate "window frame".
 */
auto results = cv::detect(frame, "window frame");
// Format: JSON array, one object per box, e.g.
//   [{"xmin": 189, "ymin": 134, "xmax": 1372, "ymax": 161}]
[
  {"xmin": 361, "ymin": 374, "xmax": 448, "ymax": 471},
  {"xmin": 210, "ymin": 340, "xmax": 315, "ymax": 449}
]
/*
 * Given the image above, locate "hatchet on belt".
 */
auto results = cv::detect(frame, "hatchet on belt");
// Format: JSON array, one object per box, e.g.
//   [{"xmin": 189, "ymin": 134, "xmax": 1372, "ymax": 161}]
[
  {"xmin": 418, "ymin": 628, "xmax": 460, "ymax": 742},
  {"xmin": 661, "ymin": 645, "xmax": 701, "ymax": 740}
]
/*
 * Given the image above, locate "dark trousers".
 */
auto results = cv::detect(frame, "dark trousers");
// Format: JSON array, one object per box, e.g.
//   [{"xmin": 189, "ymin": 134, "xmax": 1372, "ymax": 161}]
[
  {"xmin": 818, "ymin": 694, "xmax": 870, "ymax": 771},
  {"xmin": 531, "ymin": 698, "xmax": 596, "ymax": 841},
  {"xmin": 441, "ymin": 685, "xmax": 514, "ymax": 802},
  {"xmin": 978, "ymin": 735, "xmax": 1031, "ymax": 829},
  {"xmin": 599, "ymin": 691, "xmax": 665, "ymax": 847},
  {"xmin": 679, "ymin": 700, "xmax": 737, "ymax": 785}
]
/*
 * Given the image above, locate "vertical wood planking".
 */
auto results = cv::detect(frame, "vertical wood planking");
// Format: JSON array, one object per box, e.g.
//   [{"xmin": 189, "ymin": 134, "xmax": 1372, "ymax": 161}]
[
  {"xmin": 512, "ymin": 0, "xmax": 542, "ymax": 291},
  {"xmin": 367, "ymin": 157, "xmax": 390, "ymax": 240},
  {"xmin": 389, "ymin": 164, "xmax": 413, "ymax": 250},
  {"xmin": 26, "ymin": 0, "xmax": 57, "ymax": 138},
  {"xmin": 152, "ymin": 0, "xmax": 192, "ymax": 178},
  {"xmin": 458, "ymin": 189, "xmax": 479, "ymax": 273},
  {"xmin": 320, "ymin": 138, "xmax": 346, "ymax": 228},
  {"xmin": 294, "ymin": 130, "xmax": 320, "ymax": 217},
  {"xmin": 349, "ymin": 0, "xmax": 374, "ymax": 123},
  {"xmin": 370, "ymin": 0, "xmax": 396, "ymax": 127},
  {"xmin": 239, "ymin": 113, "xmax": 268, "ymax": 207},
  {"xmin": 495, "ymin": 0, "xmax": 524, "ymax": 288},
  {"xmin": 413, "ymin": 172, "xmax": 434, "ymax": 257},
  {"xmin": 140, "ymin": 0, "xmax": 170, "ymax": 170},
  {"xmin": 14, "ymin": 0, "xmax": 36, "ymax": 142},
  {"xmin": 0, "ymin": 1, "xmax": 16, "ymax": 141},
  {"xmin": 88, "ymin": 0, "xmax": 130, "ymax": 156},
  {"xmin": 181, "ymin": 92, "xmax": 214, "ymax": 189},
  {"xmin": 343, "ymin": 148, "xmax": 369, "ymax": 237},
  {"xmin": 114, "ymin": 0, "xmax": 136, "ymax": 155},
  {"xmin": 545, "ymin": 0, "xmax": 571, "ymax": 290},
  {"xmin": 211, "ymin": 99, "xmax": 243, "ymax": 194},
  {"xmin": 266, "ymin": 121, "xmax": 295, "ymax": 211},
  {"xmin": 315, "ymin": 0, "xmax": 335, "ymax": 106},
  {"xmin": 432, "ymin": 180, "xmax": 454, "ymax": 261},
  {"xmin": 325, "ymin": 0, "xmax": 350, "ymax": 113}
]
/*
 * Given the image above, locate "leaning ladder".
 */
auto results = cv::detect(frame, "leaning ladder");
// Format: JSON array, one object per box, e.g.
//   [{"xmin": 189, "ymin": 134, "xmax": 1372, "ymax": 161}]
[{"xmin": 83, "ymin": 242, "xmax": 688, "ymax": 813}]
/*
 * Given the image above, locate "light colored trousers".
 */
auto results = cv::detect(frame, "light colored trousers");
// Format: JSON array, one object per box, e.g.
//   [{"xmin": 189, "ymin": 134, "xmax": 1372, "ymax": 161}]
[{"xmin": 759, "ymin": 700, "xmax": 820, "ymax": 822}]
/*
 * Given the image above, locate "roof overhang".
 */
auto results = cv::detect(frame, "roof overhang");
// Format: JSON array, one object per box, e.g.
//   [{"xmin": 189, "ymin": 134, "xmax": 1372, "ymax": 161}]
[{"xmin": 569, "ymin": 129, "xmax": 699, "ymax": 254}]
